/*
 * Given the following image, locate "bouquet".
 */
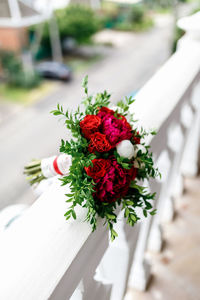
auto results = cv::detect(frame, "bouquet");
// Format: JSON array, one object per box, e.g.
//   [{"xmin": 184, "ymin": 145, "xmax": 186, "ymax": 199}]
[{"xmin": 24, "ymin": 76, "xmax": 159, "ymax": 240}]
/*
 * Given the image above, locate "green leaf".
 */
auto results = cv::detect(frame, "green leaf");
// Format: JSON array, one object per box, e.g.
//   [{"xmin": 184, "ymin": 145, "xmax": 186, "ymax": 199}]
[
  {"xmin": 125, "ymin": 207, "xmax": 129, "ymax": 218},
  {"xmin": 72, "ymin": 210, "xmax": 77, "ymax": 220},
  {"xmin": 130, "ymin": 214, "xmax": 137, "ymax": 222},
  {"xmin": 65, "ymin": 193, "xmax": 73, "ymax": 197},
  {"xmin": 126, "ymin": 200, "xmax": 134, "ymax": 206},
  {"xmin": 111, "ymin": 228, "xmax": 118, "ymax": 241},
  {"xmin": 143, "ymin": 209, "xmax": 147, "ymax": 217},
  {"xmin": 150, "ymin": 209, "xmax": 157, "ymax": 215},
  {"xmin": 130, "ymin": 182, "xmax": 146, "ymax": 193},
  {"xmin": 106, "ymin": 214, "xmax": 116, "ymax": 220},
  {"xmin": 64, "ymin": 210, "xmax": 72, "ymax": 217}
]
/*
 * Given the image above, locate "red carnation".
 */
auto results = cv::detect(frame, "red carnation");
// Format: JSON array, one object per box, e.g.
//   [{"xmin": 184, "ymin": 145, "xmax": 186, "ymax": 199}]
[
  {"xmin": 85, "ymin": 159, "xmax": 111, "ymax": 181},
  {"xmin": 80, "ymin": 115, "xmax": 101, "ymax": 139},
  {"xmin": 89, "ymin": 132, "xmax": 112, "ymax": 153}
]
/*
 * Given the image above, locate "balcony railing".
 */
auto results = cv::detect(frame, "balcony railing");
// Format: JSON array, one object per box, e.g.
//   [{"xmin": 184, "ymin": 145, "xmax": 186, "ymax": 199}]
[{"xmin": 0, "ymin": 16, "xmax": 200, "ymax": 300}]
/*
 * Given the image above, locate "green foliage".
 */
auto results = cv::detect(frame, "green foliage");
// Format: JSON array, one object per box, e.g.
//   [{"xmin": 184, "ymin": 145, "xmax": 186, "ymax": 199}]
[
  {"xmin": 172, "ymin": 26, "xmax": 185, "ymax": 53},
  {"xmin": 56, "ymin": 4, "xmax": 100, "ymax": 44},
  {"xmin": 117, "ymin": 96, "xmax": 135, "ymax": 115},
  {"xmin": 29, "ymin": 4, "xmax": 101, "ymax": 58},
  {"xmin": 51, "ymin": 76, "xmax": 159, "ymax": 240},
  {"xmin": 99, "ymin": 3, "xmax": 153, "ymax": 32},
  {"xmin": 0, "ymin": 50, "xmax": 40, "ymax": 88},
  {"xmin": 129, "ymin": 5, "xmax": 145, "ymax": 24}
]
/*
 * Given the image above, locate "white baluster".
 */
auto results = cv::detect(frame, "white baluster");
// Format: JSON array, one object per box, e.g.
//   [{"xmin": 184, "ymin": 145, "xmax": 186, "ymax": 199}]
[
  {"xmin": 128, "ymin": 217, "xmax": 152, "ymax": 291},
  {"xmin": 95, "ymin": 212, "xmax": 140, "ymax": 299},
  {"xmin": 82, "ymin": 271, "xmax": 112, "ymax": 300},
  {"xmin": 148, "ymin": 151, "xmax": 170, "ymax": 252},
  {"xmin": 70, "ymin": 281, "xmax": 83, "ymax": 300},
  {"xmin": 181, "ymin": 84, "xmax": 200, "ymax": 177},
  {"xmin": 173, "ymin": 173, "xmax": 184, "ymax": 198},
  {"xmin": 161, "ymin": 123, "xmax": 184, "ymax": 222},
  {"xmin": 172, "ymin": 103, "xmax": 193, "ymax": 197}
]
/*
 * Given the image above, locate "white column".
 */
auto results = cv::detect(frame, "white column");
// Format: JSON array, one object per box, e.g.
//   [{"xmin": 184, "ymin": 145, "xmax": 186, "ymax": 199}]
[
  {"xmin": 128, "ymin": 218, "xmax": 152, "ymax": 291},
  {"xmin": 96, "ymin": 214, "xmax": 140, "ymax": 299},
  {"xmin": 181, "ymin": 84, "xmax": 200, "ymax": 177}
]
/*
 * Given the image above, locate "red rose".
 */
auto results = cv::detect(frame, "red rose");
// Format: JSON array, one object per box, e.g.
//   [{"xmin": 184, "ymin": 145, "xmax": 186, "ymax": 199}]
[
  {"xmin": 98, "ymin": 106, "xmax": 115, "ymax": 115},
  {"xmin": 97, "ymin": 106, "xmax": 115, "ymax": 120},
  {"xmin": 89, "ymin": 132, "xmax": 112, "ymax": 153},
  {"xmin": 85, "ymin": 159, "xmax": 111, "ymax": 181},
  {"xmin": 80, "ymin": 115, "xmax": 101, "ymax": 139}
]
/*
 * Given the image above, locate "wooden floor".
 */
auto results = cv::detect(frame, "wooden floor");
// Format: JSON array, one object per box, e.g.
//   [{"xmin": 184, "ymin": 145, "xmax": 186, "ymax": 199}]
[{"xmin": 126, "ymin": 177, "xmax": 200, "ymax": 300}]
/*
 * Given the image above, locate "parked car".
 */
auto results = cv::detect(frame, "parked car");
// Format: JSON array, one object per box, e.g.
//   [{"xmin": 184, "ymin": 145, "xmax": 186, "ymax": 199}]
[{"xmin": 35, "ymin": 61, "xmax": 72, "ymax": 81}]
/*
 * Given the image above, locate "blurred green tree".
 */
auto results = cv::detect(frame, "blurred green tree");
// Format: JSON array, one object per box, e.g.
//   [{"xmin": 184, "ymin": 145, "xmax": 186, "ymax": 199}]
[
  {"xmin": 56, "ymin": 4, "xmax": 100, "ymax": 43},
  {"xmin": 0, "ymin": 51, "xmax": 40, "ymax": 88}
]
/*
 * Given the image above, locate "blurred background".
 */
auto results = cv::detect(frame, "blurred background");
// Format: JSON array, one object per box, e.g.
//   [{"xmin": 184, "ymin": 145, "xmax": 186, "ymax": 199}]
[{"xmin": 0, "ymin": 0, "xmax": 199, "ymax": 211}]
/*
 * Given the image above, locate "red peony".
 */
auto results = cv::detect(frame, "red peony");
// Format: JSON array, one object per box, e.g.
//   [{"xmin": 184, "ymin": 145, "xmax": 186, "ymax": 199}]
[
  {"xmin": 88, "ymin": 132, "xmax": 112, "ymax": 153},
  {"xmin": 80, "ymin": 115, "xmax": 101, "ymax": 139},
  {"xmin": 85, "ymin": 159, "xmax": 111, "ymax": 181},
  {"xmin": 100, "ymin": 114, "xmax": 132, "ymax": 147},
  {"xmin": 94, "ymin": 157, "xmax": 133, "ymax": 203},
  {"xmin": 118, "ymin": 115, "xmax": 132, "ymax": 131}
]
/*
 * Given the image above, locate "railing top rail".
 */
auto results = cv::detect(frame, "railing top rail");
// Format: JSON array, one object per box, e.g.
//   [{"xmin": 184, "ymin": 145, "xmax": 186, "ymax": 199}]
[{"xmin": 131, "ymin": 42, "xmax": 200, "ymax": 131}]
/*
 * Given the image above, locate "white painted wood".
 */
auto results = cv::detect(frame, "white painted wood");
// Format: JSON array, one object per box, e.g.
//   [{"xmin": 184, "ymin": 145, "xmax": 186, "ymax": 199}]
[
  {"xmin": 147, "ymin": 151, "xmax": 171, "ymax": 253},
  {"xmin": 128, "ymin": 218, "xmax": 152, "ymax": 291},
  {"xmin": 173, "ymin": 174, "xmax": 184, "ymax": 198},
  {"xmin": 181, "ymin": 85, "xmax": 200, "ymax": 177},
  {"xmin": 94, "ymin": 214, "xmax": 140, "ymax": 300},
  {"xmin": 130, "ymin": 42, "xmax": 200, "ymax": 132},
  {"xmin": 82, "ymin": 271, "xmax": 112, "ymax": 300},
  {"xmin": 162, "ymin": 196, "xmax": 175, "ymax": 223},
  {"xmin": 148, "ymin": 223, "xmax": 163, "ymax": 253},
  {"xmin": 70, "ymin": 281, "xmax": 83, "ymax": 300},
  {"xmin": 0, "ymin": 180, "xmax": 108, "ymax": 300}
]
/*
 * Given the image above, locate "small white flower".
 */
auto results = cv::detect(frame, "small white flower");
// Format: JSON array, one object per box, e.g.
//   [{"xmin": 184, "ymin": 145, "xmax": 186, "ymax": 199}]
[
  {"xmin": 133, "ymin": 144, "xmax": 146, "ymax": 158},
  {"xmin": 134, "ymin": 159, "xmax": 145, "ymax": 169},
  {"xmin": 134, "ymin": 160, "xmax": 140, "ymax": 168},
  {"xmin": 116, "ymin": 140, "xmax": 135, "ymax": 159}
]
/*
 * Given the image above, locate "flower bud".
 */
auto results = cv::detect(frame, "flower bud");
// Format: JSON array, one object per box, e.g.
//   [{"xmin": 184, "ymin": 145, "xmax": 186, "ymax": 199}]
[{"xmin": 116, "ymin": 140, "xmax": 135, "ymax": 159}]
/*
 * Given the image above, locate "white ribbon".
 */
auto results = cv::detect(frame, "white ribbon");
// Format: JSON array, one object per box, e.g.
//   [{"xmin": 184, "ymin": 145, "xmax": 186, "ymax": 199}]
[{"xmin": 41, "ymin": 154, "xmax": 71, "ymax": 178}]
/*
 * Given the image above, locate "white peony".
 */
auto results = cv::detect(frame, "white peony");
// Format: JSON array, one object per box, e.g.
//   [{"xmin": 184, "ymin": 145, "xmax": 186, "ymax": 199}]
[{"xmin": 116, "ymin": 140, "xmax": 135, "ymax": 159}]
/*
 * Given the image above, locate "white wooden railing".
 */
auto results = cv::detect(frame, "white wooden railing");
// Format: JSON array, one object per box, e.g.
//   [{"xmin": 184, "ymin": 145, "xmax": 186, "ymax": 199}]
[{"xmin": 0, "ymin": 14, "xmax": 200, "ymax": 300}]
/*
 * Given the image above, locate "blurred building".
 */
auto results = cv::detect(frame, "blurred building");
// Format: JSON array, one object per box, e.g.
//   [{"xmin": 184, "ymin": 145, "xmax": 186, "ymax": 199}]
[{"xmin": 0, "ymin": 0, "xmax": 46, "ymax": 52}]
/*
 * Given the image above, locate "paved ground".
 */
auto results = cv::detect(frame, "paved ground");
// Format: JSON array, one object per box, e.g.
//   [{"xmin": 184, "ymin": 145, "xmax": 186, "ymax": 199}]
[
  {"xmin": 0, "ymin": 16, "xmax": 174, "ymax": 210},
  {"xmin": 126, "ymin": 176, "xmax": 200, "ymax": 300}
]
